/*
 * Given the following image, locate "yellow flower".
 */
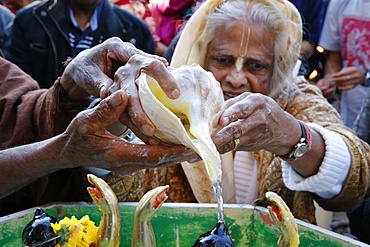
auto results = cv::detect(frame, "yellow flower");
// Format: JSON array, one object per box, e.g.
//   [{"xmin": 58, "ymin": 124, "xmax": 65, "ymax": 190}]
[{"xmin": 51, "ymin": 215, "xmax": 98, "ymax": 247}]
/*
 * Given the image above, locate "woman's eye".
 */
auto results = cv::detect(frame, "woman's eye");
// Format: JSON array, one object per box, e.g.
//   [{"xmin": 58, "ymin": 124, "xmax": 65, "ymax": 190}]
[
  {"xmin": 254, "ymin": 63, "xmax": 263, "ymax": 69},
  {"xmin": 247, "ymin": 62, "xmax": 267, "ymax": 72},
  {"xmin": 211, "ymin": 57, "xmax": 234, "ymax": 65}
]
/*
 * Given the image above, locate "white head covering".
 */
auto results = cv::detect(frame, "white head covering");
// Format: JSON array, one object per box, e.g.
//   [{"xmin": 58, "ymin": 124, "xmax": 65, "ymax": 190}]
[{"xmin": 171, "ymin": 0, "xmax": 302, "ymax": 85}]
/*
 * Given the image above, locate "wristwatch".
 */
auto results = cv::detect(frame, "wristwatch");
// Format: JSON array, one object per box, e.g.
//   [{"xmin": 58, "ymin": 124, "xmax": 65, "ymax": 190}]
[
  {"xmin": 362, "ymin": 69, "xmax": 370, "ymax": 87},
  {"xmin": 277, "ymin": 121, "xmax": 311, "ymax": 161}
]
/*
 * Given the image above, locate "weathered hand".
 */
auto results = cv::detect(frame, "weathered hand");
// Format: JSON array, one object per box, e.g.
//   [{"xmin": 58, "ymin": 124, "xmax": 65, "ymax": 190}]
[
  {"xmin": 60, "ymin": 37, "xmax": 173, "ymax": 101},
  {"xmin": 62, "ymin": 90, "xmax": 198, "ymax": 174},
  {"xmin": 110, "ymin": 54, "xmax": 180, "ymax": 143},
  {"xmin": 212, "ymin": 92, "xmax": 301, "ymax": 156}
]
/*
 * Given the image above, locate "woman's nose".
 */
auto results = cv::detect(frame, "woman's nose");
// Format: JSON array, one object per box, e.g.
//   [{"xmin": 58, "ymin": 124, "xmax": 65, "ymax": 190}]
[{"xmin": 225, "ymin": 68, "xmax": 248, "ymax": 88}]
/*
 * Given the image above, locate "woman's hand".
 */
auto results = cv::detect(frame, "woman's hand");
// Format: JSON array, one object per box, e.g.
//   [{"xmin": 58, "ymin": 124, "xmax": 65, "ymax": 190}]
[
  {"xmin": 212, "ymin": 92, "xmax": 301, "ymax": 156},
  {"xmin": 212, "ymin": 92, "xmax": 326, "ymax": 177}
]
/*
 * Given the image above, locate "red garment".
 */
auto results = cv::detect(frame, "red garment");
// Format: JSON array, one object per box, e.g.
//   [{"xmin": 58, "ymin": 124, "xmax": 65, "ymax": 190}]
[
  {"xmin": 154, "ymin": 0, "xmax": 195, "ymax": 46},
  {"xmin": 2, "ymin": 2, "xmax": 17, "ymax": 14},
  {"xmin": 0, "ymin": 55, "xmax": 91, "ymax": 216},
  {"xmin": 112, "ymin": 0, "xmax": 161, "ymax": 44}
]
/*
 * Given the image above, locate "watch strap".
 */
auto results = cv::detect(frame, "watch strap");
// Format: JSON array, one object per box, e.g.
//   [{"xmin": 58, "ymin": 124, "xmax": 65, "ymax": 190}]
[
  {"xmin": 276, "ymin": 121, "xmax": 311, "ymax": 161},
  {"xmin": 362, "ymin": 69, "xmax": 370, "ymax": 87}
]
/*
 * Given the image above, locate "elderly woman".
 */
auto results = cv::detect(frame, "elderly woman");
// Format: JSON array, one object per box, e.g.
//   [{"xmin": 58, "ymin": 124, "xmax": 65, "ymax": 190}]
[{"xmin": 170, "ymin": 0, "xmax": 370, "ymax": 224}]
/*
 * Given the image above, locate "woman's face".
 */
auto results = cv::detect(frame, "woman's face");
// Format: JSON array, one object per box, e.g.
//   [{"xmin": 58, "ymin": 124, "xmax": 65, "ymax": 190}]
[{"xmin": 205, "ymin": 20, "xmax": 275, "ymax": 100}]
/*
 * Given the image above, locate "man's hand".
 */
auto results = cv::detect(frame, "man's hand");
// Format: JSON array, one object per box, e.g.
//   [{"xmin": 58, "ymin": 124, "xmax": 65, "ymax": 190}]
[
  {"xmin": 316, "ymin": 75, "xmax": 337, "ymax": 99},
  {"xmin": 110, "ymin": 54, "xmax": 180, "ymax": 143},
  {"xmin": 60, "ymin": 37, "xmax": 179, "ymax": 101},
  {"xmin": 62, "ymin": 91, "xmax": 198, "ymax": 174},
  {"xmin": 333, "ymin": 67, "xmax": 367, "ymax": 91}
]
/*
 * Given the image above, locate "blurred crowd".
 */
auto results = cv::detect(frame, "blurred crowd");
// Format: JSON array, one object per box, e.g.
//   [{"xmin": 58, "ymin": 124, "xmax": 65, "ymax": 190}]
[{"xmin": 1, "ymin": 0, "xmax": 370, "ymax": 244}]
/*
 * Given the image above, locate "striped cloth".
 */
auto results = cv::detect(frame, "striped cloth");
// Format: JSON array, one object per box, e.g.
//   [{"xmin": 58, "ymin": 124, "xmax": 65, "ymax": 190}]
[{"xmin": 233, "ymin": 151, "xmax": 258, "ymax": 204}]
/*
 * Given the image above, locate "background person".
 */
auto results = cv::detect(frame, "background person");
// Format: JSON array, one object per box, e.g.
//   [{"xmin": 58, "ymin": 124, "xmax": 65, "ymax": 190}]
[
  {"xmin": 288, "ymin": 0, "xmax": 325, "ymax": 60},
  {"xmin": 316, "ymin": 0, "xmax": 370, "ymax": 128},
  {"xmin": 110, "ymin": 0, "xmax": 168, "ymax": 56},
  {"xmin": 4, "ymin": 0, "xmax": 156, "ymax": 88}
]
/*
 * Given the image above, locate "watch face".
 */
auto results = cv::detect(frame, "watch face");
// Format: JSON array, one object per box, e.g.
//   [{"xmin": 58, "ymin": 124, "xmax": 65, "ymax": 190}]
[{"xmin": 294, "ymin": 144, "xmax": 307, "ymax": 158}]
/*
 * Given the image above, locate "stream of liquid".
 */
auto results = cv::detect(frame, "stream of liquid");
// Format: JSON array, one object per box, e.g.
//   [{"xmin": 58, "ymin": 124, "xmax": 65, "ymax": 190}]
[
  {"xmin": 213, "ymin": 180, "xmax": 224, "ymax": 223},
  {"xmin": 192, "ymin": 180, "xmax": 234, "ymax": 246}
]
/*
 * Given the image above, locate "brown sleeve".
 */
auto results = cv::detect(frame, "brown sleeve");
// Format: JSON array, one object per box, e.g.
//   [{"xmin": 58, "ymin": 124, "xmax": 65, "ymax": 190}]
[
  {"xmin": 0, "ymin": 56, "xmax": 92, "ymax": 215},
  {"xmin": 0, "ymin": 56, "xmax": 90, "ymax": 148}
]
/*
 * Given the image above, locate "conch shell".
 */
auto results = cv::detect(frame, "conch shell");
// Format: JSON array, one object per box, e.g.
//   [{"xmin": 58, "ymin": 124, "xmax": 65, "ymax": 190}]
[{"xmin": 136, "ymin": 64, "xmax": 224, "ymax": 183}]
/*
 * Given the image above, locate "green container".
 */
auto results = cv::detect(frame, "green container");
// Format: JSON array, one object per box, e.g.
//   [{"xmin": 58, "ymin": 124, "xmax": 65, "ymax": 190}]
[{"xmin": 0, "ymin": 203, "xmax": 367, "ymax": 246}]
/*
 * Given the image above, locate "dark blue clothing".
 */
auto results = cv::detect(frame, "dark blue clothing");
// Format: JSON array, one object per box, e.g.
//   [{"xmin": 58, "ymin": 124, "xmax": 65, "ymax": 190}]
[
  {"xmin": 4, "ymin": 0, "xmax": 155, "ymax": 88},
  {"xmin": 0, "ymin": 5, "xmax": 14, "ymax": 50},
  {"xmin": 347, "ymin": 197, "xmax": 370, "ymax": 244},
  {"xmin": 289, "ymin": 0, "xmax": 325, "ymax": 44},
  {"xmin": 66, "ymin": 0, "xmax": 104, "ymax": 56}
]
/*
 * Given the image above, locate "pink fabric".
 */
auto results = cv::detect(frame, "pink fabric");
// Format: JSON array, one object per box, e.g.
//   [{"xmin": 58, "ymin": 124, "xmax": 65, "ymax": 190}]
[
  {"xmin": 341, "ymin": 17, "xmax": 370, "ymax": 67},
  {"xmin": 112, "ymin": 0, "xmax": 161, "ymax": 44},
  {"xmin": 154, "ymin": 0, "xmax": 195, "ymax": 45},
  {"xmin": 155, "ymin": 0, "xmax": 195, "ymax": 15}
]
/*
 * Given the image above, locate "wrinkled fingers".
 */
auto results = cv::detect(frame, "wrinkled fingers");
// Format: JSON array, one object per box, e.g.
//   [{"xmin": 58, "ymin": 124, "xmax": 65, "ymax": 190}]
[{"xmin": 112, "ymin": 54, "xmax": 179, "ymax": 99}]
